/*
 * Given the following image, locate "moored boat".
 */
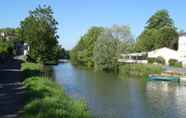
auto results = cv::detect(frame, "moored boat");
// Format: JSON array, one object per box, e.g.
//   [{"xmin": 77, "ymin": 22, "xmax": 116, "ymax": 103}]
[{"xmin": 148, "ymin": 74, "xmax": 180, "ymax": 82}]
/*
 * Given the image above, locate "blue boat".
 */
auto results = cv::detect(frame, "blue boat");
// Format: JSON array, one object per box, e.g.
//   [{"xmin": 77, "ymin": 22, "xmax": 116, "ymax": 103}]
[{"xmin": 148, "ymin": 75, "xmax": 180, "ymax": 82}]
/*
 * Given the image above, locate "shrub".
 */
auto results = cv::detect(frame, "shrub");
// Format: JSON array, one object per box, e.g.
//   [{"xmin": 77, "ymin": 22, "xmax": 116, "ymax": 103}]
[
  {"xmin": 169, "ymin": 59, "xmax": 182, "ymax": 68},
  {"xmin": 148, "ymin": 57, "xmax": 165, "ymax": 65},
  {"xmin": 156, "ymin": 56, "xmax": 165, "ymax": 65},
  {"xmin": 147, "ymin": 58, "xmax": 156, "ymax": 64}
]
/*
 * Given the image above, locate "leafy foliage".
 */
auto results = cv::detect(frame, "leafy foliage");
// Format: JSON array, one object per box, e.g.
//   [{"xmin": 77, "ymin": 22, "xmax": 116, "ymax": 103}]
[
  {"xmin": 0, "ymin": 41, "xmax": 13, "ymax": 55},
  {"xmin": 70, "ymin": 27, "xmax": 104, "ymax": 67},
  {"xmin": 0, "ymin": 28, "xmax": 20, "ymax": 57},
  {"xmin": 136, "ymin": 10, "xmax": 178, "ymax": 52},
  {"xmin": 58, "ymin": 47, "xmax": 70, "ymax": 59},
  {"xmin": 20, "ymin": 5, "xmax": 60, "ymax": 64},
  {"xmin": 169, "ymin": 59, "xmax": 182, "ymax": 68},
  {"xmin": 93, "ymin": 29, "xmax": 119, "ymax": 71},
  {"xmin": 93, "ymin": 25, "xmax": 134, "ymax": 71}
]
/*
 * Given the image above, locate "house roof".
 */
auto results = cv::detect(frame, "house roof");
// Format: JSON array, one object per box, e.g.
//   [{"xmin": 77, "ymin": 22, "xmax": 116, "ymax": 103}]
[
  {"xmin": 121, "ymin": 52, "xmax": 147, "ymax": 57},
  {"xmin": 149, "ymin": 47, "xmax": 177, "ymax": 53},
  {"xmin": 179, "ymin": 32, "xmax": 186, "ymax": 36}
]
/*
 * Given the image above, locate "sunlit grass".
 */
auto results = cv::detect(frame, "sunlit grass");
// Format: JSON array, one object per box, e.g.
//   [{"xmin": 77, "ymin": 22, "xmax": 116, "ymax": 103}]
[{"xmin": 21, "ymin": 63, "xmax": 91, "ymax": 118}]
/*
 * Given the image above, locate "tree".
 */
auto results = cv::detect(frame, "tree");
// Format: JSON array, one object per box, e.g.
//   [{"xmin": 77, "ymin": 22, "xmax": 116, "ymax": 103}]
[
  {"xmin": 70, "ymin": 27, "xmax": 104, "ymax": 67},
  {"xmin": 93, "ymin": 29, "xmax": 119, "ymax": 71},
  {"xmin": 0, "ymin": 28, "xmax": 20, "ymax": 57},
  {"xmin": 93, "ymin": 25, "xmax": 134, "ymax": 71},
  {"xmin": 58, "ymin": 46, "xmax": 69, "ymax": 59},
  {"xmin": 146, "ymin": 10, "xmax": 175, "ymax": 29},
  {"xmin": 20, "ymin": 5, "xmax": 59, "ymax": 64},
  {"xmin": 136, "ymin": 9, "xmax": 178, "ymax": 52}
]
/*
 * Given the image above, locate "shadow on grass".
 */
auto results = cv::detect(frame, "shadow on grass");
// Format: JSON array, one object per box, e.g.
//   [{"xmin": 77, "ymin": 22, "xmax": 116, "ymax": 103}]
[{"xmin": 22, "ymin": 69, "xmax": 43, "ymax": 78}]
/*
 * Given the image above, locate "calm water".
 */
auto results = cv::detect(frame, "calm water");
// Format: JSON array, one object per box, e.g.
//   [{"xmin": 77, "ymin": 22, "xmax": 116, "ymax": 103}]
[{"xmin": 53, "ymin": 63, "xmax": 186, "ymax": 118}]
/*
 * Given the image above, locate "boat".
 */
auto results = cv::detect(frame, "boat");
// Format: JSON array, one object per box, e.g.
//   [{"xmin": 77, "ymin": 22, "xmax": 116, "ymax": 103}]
[{"xmin": 148, "ymin": 74, "xmax": 180, "ymax": 82}]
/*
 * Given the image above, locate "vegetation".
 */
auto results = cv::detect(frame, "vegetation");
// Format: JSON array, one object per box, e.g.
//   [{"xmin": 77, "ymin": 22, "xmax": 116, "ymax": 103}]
[
  {"xmin": 93, "ymin": 25, "xmax": 134, "ymax": 71},
  {"xmin": 21, "ymin": 62, "xmax": 91, "ymax": 118},
  {"xmin": 93, "ymin": 29, "xmax": 119, "ymax": 71},
  {"xmin": 70, "ymin": 27, "xmax": 104, "ymax": 67},
  {"xmin": 21, "ymin": 63, "xmax": 43, "ymax": 78},
  {"xmin": 58, "ymin": 47, "xmax": 70, "ymax": 59},
  {"xmin": 0, "ymin": 28, "xmax": 20, "ymax": 60},
  {"xmin": 135, "ymin": 10, "xmax": 178, "ymax": 52},
  {"xmin": 169, "ymin": 59, "xmax": 182, "ymax": 68},
  {"xmin": 20, "ymin": 6, "xmax": 60, "ymax": 64},
  {"xmin": 148, "ymin": 57, "xmax": 165, "ymax": 65},
  {"xmin": 22, "ymin": 77, "xmax": 91, "ymax": 118},
  {"xmin": 0, "ymin": 41, "xmax": 13, "ymax": 55},
  {"xmin": 119, "ymin": 64, "xmax": 162, "ymax": 77},
  {"xmin": 71, "ymin": 25, "xmax": 134, "ymax": 71}
]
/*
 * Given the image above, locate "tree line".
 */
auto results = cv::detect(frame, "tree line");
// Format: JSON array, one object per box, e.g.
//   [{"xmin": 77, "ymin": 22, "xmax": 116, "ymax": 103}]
[{"xmin": 70, "ymin": 9, "xmax": 179, "ymax": 71}]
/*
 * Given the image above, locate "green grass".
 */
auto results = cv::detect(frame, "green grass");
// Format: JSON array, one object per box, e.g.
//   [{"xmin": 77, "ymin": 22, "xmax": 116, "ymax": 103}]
[
  {"xmin": 119, "ymin": 64, "xmax": 162, "ymax": 78},
  {"xmin": 21, "ymin": 63, "xmax": 43, "ymax": 78},
  {"xmin": 21, "ymin": 63, "xmax": 91, "ymax": 118}
]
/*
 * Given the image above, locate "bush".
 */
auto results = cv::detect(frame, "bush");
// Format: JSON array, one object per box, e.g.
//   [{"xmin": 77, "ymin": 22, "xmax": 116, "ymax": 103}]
[
  {"xmin": 148, "ymin": 57, "xmax": 165, "ymax": 65},
  {"xmin": 156, "ymin": 56, "xmax": 165, "ymax": 65},
  {"xmin": 147, "ymin": 58, "xmax": 156, "ymax": 64},
  {"xmin": 169, "ymin": 59, "xmax": 182, "ymax": 68}
]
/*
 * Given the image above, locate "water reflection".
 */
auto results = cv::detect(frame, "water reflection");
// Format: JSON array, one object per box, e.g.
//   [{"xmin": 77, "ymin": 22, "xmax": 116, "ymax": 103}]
[{"xmin": 53, "ymin": 63, "xmax": 186, "ymax": 118}]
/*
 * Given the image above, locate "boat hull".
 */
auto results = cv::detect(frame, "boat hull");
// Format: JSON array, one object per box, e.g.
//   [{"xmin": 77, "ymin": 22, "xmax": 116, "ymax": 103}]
[{"xmin": 148, "ymin": 75, "xmax": 180, "ymax": 82}]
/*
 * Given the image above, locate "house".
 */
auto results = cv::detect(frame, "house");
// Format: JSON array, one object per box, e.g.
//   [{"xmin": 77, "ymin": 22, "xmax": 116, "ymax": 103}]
[
  {"xmin": 118, "ymin": 52, "xmax": 148, "ymax": 64},
  {"xmin": 119, "ymin": 32, "xmax": 186, "ymax": 66},
  {"xmin": 148, "ymin": 47, "xmax": 179, "ymax": 64},
  {"xmin": 15, "ymin": 42, "xmax": 29, "ymax": 56}
]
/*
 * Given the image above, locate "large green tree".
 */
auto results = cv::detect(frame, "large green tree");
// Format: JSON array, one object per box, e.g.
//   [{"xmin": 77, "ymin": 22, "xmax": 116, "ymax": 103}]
[
  {"xmin": 93, "ymin": 29, "xmax": 119, "ymax": 71},
  {"xmin": 93, "ymin": 25, "xmax": 134, "ymax": 71},
  {"xmin": 70, "ymin": 27, "xmax": 104, "ymax": 67},
  {"xmin": 136, "ymin": 10, "xmax": 178, "ymax": 52},
  {"xmin": 20, "ymin": 6, "xmax": 59, "ymax": 64}
]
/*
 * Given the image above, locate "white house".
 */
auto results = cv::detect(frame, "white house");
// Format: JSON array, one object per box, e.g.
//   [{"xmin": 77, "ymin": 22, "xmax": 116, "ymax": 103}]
[
  {"xmin": 148, "ymin": 33, "xmax": 186, "ymax": 65},
  {"xmin": 118, "ymin": 52, "xmax": 148, "ymax": 64},
  {"xmin": 148, "ymin": 47, "xmax": 180, "ymax": 64}
]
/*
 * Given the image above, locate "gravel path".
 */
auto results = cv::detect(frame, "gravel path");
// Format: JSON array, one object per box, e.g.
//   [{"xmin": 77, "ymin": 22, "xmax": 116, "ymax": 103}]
[{"xmin": 0, "ymin": 59, "xmax": 25, "ymax": 118}]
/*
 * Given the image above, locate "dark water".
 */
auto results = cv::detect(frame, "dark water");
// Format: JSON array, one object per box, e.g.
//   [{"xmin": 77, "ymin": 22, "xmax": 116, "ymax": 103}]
[{"xmin": 53, "ymin": 63, "xmax": 186, "ymax": 118}]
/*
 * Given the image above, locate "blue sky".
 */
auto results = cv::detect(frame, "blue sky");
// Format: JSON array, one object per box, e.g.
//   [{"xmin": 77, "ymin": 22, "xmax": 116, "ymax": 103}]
[{"xmin": 0, "ymin": 0, "xmax": 186, "ymax": 49}]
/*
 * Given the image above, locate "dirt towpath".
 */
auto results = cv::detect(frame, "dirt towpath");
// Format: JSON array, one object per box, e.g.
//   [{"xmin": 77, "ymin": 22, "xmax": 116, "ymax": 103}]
[{"xmin": 0, "ymin": 59, "xmax": 25, "ymax": 118}]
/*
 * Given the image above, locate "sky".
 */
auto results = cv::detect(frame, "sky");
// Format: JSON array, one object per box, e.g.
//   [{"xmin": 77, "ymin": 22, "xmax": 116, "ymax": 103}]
[{"xmin": 0, "ymin": 0, "xmax": 186, "ymax": 50}]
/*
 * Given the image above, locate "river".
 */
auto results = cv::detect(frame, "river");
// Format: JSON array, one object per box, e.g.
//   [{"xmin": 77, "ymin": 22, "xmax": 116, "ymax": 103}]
[{"xmin": 53, "ymin": 63, "xmax": 186, "ymax": 118}]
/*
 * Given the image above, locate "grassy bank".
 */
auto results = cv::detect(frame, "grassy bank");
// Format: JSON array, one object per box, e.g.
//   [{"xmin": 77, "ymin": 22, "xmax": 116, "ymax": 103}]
[
  {"xmin": 21, "ymin": 62, "xmax": 91, "ymax": 118},
  {"xmin": 119, "ymin": 64, "xmax": 162, "ymax": 78}
]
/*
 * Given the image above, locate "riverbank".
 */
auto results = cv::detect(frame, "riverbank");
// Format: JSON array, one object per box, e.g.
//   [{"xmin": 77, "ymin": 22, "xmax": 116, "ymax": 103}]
[
  {"xmin": 119, "ymin": 64, "xmax": 162, "ymax": 78},
  {"xmin": 21, "ymin": 62, "xmax": 91, "ymax": 118}
]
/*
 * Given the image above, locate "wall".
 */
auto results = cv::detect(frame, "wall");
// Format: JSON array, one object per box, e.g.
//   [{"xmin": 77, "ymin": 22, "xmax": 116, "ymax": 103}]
[{"xmin": 178, "ymin": 35, "xmax": 186, "ymax": 66}]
